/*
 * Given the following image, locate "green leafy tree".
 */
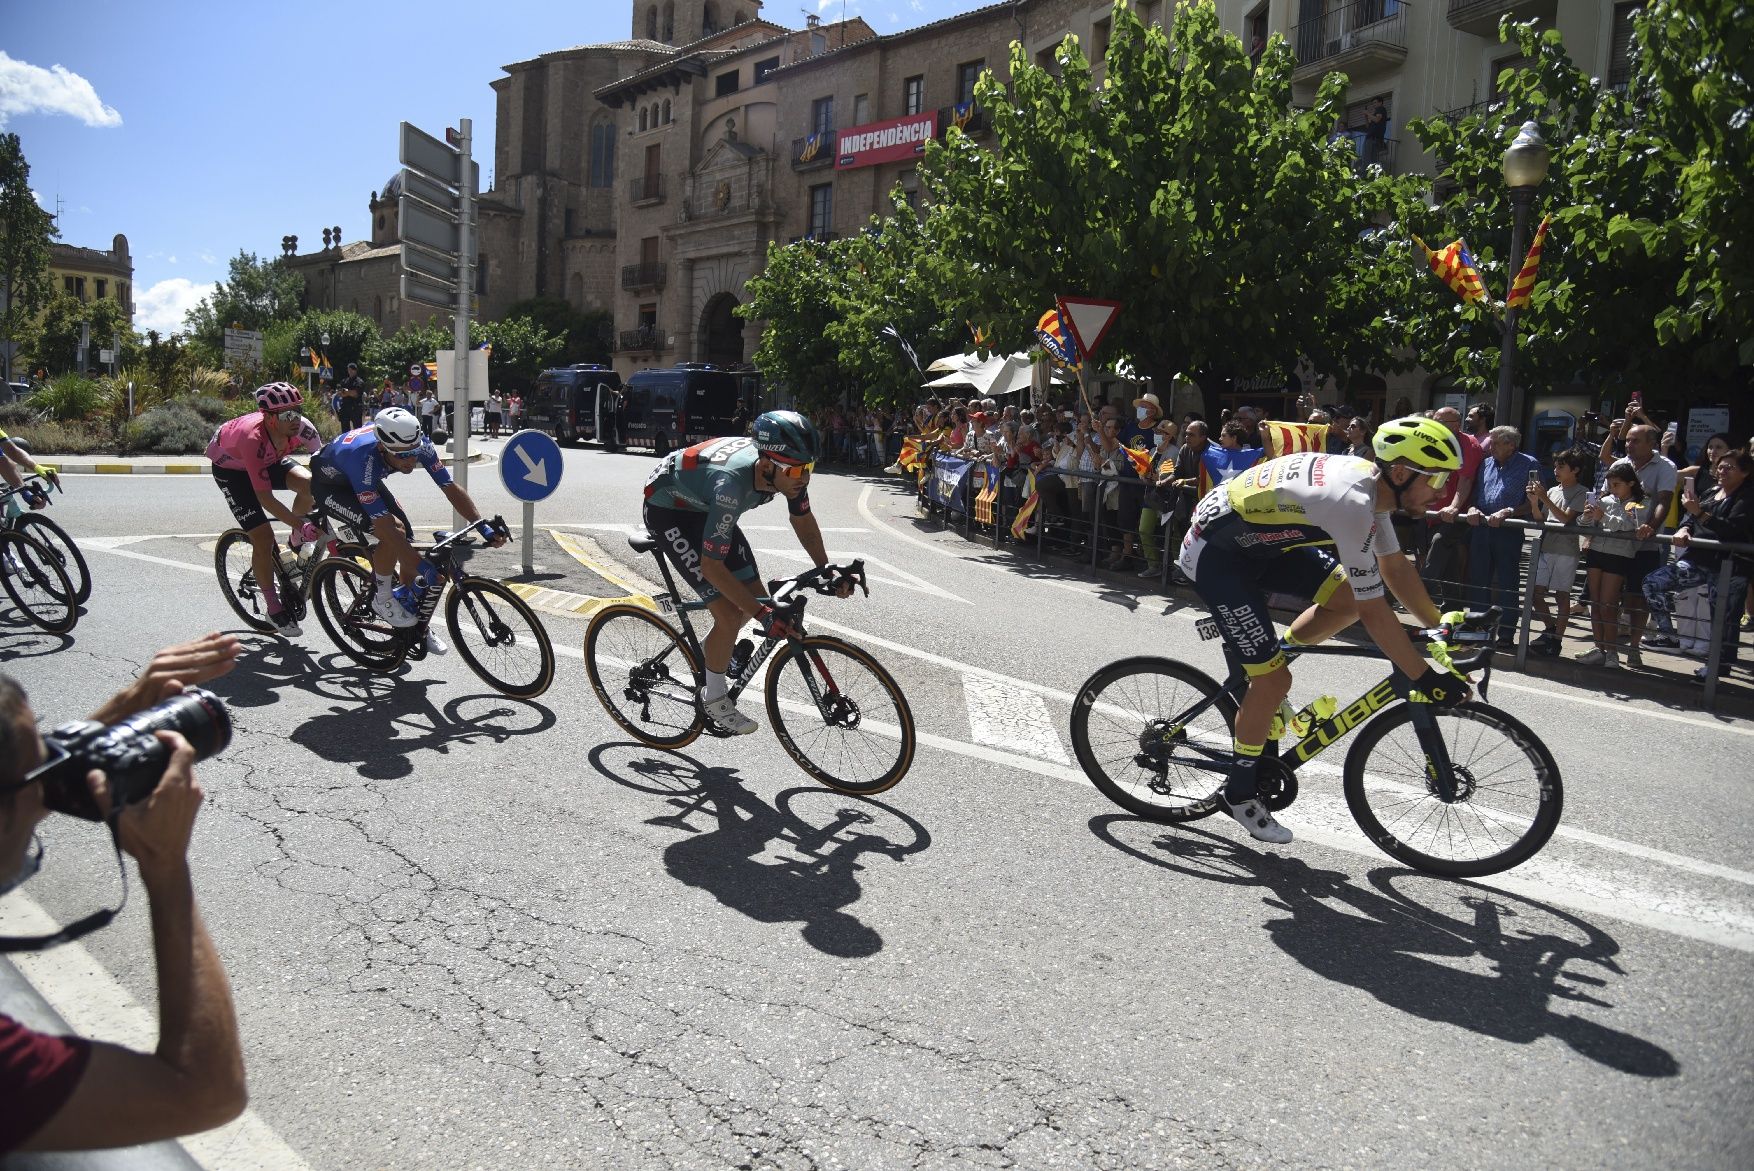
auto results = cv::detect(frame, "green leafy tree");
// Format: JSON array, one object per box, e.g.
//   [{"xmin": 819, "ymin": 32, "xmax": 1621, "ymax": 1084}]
[
  {"xmin": 183, "ymin": 250, "xmax": 306, "ymax": 358},
  {"xmin": 475, "ymin": 315, "xmax": 564, "ymax": 391},
  {"xmin": 1401, "ymin": 6, "xmax": 1751, "ymax": 399},
  {"xmin": 826, "ymin": 191, "xmax": 972, "ymax": 410},
  {"xmin": 504, "ymin": 296, "xmax": 613, "ymax": 364},
  {"xmin": 738, "ymin": 238, "xmax": 856, "ymax": 410},
  {"xmin": 0, "ymin": 133, "xmax": 59, "ymax": 382},
  {"xmin": 921, "ymin": 1, "xmax": 1416, "ymax": 416},
  {"xmin": 287, "ymin": 308, "xmax": 379, "ymax": 381},
  {"xmin": 364, "ymin": 320, "xmax": 451, "ymax": 385},
  {"xmin": 29, "ymin": 292, "xmax": 130, "ymax": 374}
]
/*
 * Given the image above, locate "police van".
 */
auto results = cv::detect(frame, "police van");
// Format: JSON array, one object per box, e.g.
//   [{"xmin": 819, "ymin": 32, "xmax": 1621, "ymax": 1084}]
[
  {"xmin": 620, "ymin": 364, "xmax": 759, "ymax": 455},
  {"xmin": 524, "ymin": 365, "xmax": 624, "ymax": 446}
]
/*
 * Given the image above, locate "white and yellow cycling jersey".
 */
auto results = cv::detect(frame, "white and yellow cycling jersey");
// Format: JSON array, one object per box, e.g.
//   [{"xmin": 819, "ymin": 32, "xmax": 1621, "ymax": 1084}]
[{"xmin": 1179, "ymin": 452, "xmax": 1398, "ymax": 601}]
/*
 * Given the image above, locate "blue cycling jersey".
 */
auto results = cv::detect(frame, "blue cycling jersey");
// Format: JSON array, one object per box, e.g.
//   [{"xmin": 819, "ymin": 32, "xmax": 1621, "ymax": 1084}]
[{"xmin": 317, "ymin": 426, "xmax": 452, "ymax": 519}]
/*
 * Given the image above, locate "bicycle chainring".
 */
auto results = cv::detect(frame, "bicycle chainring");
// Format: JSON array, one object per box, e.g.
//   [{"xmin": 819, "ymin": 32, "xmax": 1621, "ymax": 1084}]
[{"xmin": 1255, "ymin": 759, "xmax": 1299, "ymax": 812}]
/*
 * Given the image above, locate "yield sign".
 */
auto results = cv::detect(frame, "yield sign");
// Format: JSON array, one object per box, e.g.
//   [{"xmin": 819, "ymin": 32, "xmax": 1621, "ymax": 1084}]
[{"xmin": 1055, "ymin": 296, "xmax": 1123, "ymax": 358}]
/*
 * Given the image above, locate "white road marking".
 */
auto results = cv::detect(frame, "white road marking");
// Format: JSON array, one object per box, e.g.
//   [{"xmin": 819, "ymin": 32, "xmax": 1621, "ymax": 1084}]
[
  {"xmin": 963, "ymin": 673, "xmax": 1069, "ymax": 763},
  {"xmin": 751, "ymin": 545, "xmax": 971, "ymax": 604},
  {"xmin": 0, "ymin": 894, "xmax": 317, "ymax": 1171}
]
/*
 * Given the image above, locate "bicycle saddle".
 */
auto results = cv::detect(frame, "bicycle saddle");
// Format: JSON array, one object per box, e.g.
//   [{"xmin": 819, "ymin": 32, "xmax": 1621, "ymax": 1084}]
[{"xmin": 627, "ymin": 531, "xmax": 659, "ymax": 553}]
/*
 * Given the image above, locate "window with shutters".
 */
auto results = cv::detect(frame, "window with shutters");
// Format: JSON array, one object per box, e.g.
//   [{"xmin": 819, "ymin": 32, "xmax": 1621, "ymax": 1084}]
[
  {"xmin": 811, "ymin": 96, "xmax": 834, "ymax": 136},
  {"xmin": 955, "ymin": 60, "xmax": 984, "ymax": 105},
  {"xmin": 1607, "ymin": 2, "xmax": 1640, "ymax": 90}
]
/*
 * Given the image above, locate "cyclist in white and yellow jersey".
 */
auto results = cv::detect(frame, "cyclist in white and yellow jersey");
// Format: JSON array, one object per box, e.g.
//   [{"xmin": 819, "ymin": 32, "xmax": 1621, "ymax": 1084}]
[{"xmin": 1177, "ymin": 416, "xmax": 1469, "ymax": 844}]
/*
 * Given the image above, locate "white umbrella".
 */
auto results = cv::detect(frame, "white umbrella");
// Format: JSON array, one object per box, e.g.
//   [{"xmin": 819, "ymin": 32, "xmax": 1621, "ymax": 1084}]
[{"xmin": 926, "ymin": 351, "xmax": 982, "ymax": 374}]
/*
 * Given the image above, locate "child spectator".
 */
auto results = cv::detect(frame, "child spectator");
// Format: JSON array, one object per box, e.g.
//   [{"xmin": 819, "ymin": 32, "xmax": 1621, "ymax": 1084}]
[
  {"xmin": 1575, "ymin": 463, "xmax": 1648, "ymax": 668},
  {"xmin": 1526, "ymin": 447, "xmax": 1589, "ymax": 656}
]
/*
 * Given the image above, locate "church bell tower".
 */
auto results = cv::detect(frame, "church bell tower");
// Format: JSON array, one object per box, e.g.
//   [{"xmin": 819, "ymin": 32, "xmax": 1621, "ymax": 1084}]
[{"xmin": 631, "ymin": 0, "xmax": 763, "ymax": 44}]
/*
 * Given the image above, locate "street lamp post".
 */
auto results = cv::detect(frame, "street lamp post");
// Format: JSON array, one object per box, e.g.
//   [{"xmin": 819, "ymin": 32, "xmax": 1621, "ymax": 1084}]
[
  {"xmin": 300, "ymin": 345, "xmax": 312, "ymax": 401},
  {"xmin": 1495, "ymin": 121, "xmax": 1550, "ymax": 432},
  {"xmin": 319, "ymin": 331, "xmax": 333, "ymax": 407}
]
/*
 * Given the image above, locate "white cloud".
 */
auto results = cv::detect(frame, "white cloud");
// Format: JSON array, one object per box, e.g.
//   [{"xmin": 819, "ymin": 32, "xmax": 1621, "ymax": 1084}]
[
  {"xmin": 166, "ymin": 254, "xmax": 177, "ymax": 264},
  {"xmin": 0, "ymin": 51, "xmax": 122, "ymax": 129},
  {"xmin": 909, "ymin": 0, "xmax": 923, "ymax": 10},
  {"xmin": 32, "ymin": 189, "xmax": 47, "ymax": 209},
  {"xmin": 135, "ymin": 278, "xmax": 213, "ymax": 334},
  {"xmin": 198, "ymin": 251, "xmax": 217, "ymax": 265}
]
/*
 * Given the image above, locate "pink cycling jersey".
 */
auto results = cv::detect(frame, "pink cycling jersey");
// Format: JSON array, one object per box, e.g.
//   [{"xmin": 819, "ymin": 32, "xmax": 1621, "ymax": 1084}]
[{"xmin": 206, "ymin": 413, "xmax": 322, "ymax": 490}]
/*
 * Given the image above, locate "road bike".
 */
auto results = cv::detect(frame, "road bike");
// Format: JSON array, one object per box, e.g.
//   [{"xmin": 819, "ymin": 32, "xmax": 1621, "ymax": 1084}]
[
  {"xmin": 1068, "ymin": 609, "xmax": 1563, "ymax": 877},
  {"xmin": 214, "ymin": 501, "xmax": 374, "ymax": 635},
  {"xmin": 585, "ymin": 534, "xmax": 915, "ymax": 795},
  {"xmin": 0, "ymin": 527, "xmax": 77, "ymax": 633},
  {"xmin": 307, "ymin": 515, "xmax": 555, "ymax": 699},
  {"xmin": 1, "ymin": 473, "xmax": 89, "ymax": 605}
]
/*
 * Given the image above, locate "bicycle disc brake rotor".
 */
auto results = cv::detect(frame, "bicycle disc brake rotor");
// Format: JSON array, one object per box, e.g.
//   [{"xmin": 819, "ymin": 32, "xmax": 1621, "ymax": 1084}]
[
  {"xmin": 1426, "ymin": 756, "xmax": 1477, "ymax": 803},
  {"xmin": 822, "ymin": 692, "xmax": 861, "ymax": 729}
]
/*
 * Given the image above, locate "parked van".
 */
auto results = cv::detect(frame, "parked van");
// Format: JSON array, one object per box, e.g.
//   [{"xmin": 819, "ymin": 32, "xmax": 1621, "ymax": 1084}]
[
  {"xmin": 620, "ymin": 364, "xmax": 760, "ymax": 455},
  {"xmin": 524, "ymin": 365, "xmax": 623, "ymax": 446}
]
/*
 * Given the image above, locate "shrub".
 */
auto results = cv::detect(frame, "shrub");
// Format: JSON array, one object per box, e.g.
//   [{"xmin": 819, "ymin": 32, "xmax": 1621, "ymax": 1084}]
[
  {"xmin": 5, "ymin": 419, "xmax": 115, "ymax": 456},
  {"xmin": 28, "ymin": 375, "xmax": 116, "ymax": 422},
  {"xmin": 127, "ymin": 402, "xmax": 213, "ymax": 454},
  {"xmin": 0, "ymin": 401, "xmax": 38, "ymax": 429},
  {"xmin": 184, "ymin": 395, "xmax": 241, "ymax": 425},
  {"xmin": 188, "ymin": 368, "xmax": 232, "ymax": 397}
]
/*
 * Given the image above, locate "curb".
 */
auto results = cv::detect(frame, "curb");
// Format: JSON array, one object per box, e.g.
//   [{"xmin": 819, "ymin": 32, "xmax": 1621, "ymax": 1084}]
[{"xmin": 47, "ymin": 452, "xmax": 495, "ymax": 475}]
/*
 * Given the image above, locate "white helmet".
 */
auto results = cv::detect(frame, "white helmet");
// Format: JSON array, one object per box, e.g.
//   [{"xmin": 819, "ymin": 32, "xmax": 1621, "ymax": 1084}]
[{"xmin": 373, "ymin": 407, "xmax": 425, "ymax": 452}]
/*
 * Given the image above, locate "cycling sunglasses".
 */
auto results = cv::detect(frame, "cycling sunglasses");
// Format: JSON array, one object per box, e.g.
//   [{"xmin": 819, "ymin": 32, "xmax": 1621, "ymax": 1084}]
[
  {"xmin": 770, "ymin": 457, "xmax": 814, "ymax": 480},
  {"xmin": 1425, "ymin": 470, "xmax": 1451, "ymax": 490},
  {"xmin": 272, "ymin": 409, "xmax": 302, "ymax": 423}
]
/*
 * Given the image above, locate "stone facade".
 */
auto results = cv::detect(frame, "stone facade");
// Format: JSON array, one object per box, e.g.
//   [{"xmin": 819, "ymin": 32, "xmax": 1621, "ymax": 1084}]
[{"xmin": 46, "ymin": 234, "xmax": 133, "ymax": 326}]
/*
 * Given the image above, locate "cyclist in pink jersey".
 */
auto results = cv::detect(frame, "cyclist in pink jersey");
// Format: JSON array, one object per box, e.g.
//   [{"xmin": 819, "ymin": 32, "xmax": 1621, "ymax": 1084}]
[{"xmin": 208, "ymin": 381, "xmax": 324, "ymax": 635}]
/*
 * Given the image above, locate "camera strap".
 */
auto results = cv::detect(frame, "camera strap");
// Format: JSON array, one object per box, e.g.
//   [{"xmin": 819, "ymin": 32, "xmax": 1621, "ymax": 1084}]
[{"xmin": 0, "ymin": 825, "xmax": 131, "ymax": 953}]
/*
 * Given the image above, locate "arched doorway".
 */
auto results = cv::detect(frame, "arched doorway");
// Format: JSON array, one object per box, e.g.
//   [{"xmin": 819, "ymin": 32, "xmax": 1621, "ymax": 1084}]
[{"xmin": 700, "ymin": 293, "xmax": 745, "ymax": 367}]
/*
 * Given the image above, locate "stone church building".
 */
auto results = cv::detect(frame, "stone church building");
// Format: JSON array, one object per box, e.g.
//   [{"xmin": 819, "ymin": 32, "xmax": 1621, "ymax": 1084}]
[{"xmin": 283, "ymin": 0, "xmax": 1175, "ymax": 375}]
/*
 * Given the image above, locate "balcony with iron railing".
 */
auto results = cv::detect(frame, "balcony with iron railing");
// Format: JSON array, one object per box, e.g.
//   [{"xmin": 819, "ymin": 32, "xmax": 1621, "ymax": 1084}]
[
  {"xmin": 1292, "ymin": 1, "xmax": 1410, "ymax": 84},
  {"xmin": 1434, "ymin": 96, "xmax": 1505, "ymax": 125},
  {"xmin": 617, "ymin": 325, "xmax": 669, "ymax": 353},
  {"xmin": 1446, "ymin": 0, "xmax": 1550, "ymax": 37},
  {"xmin": 628, "ymin": 174, "xmax": 665, "ymax": 206},
  {"xmin": 621, "ymin": 262, "xmax": 667, "ymax": 291},
  {"xmin": 937, "ymin": 102, "xmax": 990, "ymax": 138},
  {"xmin": 1331, "ymin": 132, "xmax": 1401, "ymax": 174},
  {"xmin": 791, "ymin": 131, "xmax": 836, "ymax": 169}
]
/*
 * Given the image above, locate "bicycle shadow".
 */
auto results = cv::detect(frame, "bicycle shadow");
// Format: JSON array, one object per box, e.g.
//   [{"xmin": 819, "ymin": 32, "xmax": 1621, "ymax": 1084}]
[
  {"xmin": 208, "ymin": 637, "xmax": 557, "ymax": 780},
  {"xmin": 1089, "ymin": 814, "xmax": 1679, "ymax": 1078},
  {"xmin": 0, "ymin": 615, "xmax": 74, "ymax": 661},
  {"xmin": 588, "ymin": 742, "xmax": 931, "ymax": 958}
]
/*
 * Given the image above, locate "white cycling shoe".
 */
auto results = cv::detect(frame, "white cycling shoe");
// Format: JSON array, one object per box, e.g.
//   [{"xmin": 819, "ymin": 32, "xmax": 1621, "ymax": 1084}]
[
  {"xmin": 424, "ymin": 630, "xmax": 448, "ymax": 655},
  {"xmin": 702, "ymin": 694, "xmax": 758, "ymax": 736},
  {"xmin": 1220, "ymin": 794, "xmax": 1293, "ymax": 845},
  {"xmin": 370, "ymin": 588, "xmax": 419, "ymax": 629}
]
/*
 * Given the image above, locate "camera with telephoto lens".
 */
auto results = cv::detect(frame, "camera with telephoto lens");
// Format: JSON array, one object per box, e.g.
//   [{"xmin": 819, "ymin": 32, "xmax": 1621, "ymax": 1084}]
[{"xmin": 35, "ymin": 689, "xmax": 232, "ymax": 822}]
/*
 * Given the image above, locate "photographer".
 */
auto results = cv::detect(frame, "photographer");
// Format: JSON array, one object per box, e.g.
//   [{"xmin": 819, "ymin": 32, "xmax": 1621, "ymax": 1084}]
[{"xmin": 1, "ymin": 633, "xmax": 247, "ymax": 1155}]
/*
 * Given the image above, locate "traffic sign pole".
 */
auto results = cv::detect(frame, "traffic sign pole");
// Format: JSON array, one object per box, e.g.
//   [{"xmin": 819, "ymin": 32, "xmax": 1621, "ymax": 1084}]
[
  {"xmin": 522, "ymin": 501, "xmax": 535, "ymax": 575},
  {"xmin": 498, "ymin": 430, "xmax": 563, "ymax": 577},
  {"xmin": 450, "ymin": 117, "xmax": 474, "ymax": 529}
]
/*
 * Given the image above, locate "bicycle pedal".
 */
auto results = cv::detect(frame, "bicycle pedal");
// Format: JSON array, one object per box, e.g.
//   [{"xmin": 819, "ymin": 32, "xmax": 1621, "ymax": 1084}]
[{"xmin": 701, "ymin": 718, "xmax": 736, "ymax": 739}]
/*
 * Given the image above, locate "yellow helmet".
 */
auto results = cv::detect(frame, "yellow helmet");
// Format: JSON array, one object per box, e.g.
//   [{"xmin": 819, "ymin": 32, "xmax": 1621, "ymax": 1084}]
[{"xmin": 1372, "ymin": 415, "xmax": 1463, "ymax": 472}]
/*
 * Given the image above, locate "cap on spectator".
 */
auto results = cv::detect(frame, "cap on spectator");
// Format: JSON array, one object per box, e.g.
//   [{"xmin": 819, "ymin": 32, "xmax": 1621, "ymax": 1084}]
[{"xmin": 1331, "ymin": 403, "xmax": 1355, "ymax": 418}]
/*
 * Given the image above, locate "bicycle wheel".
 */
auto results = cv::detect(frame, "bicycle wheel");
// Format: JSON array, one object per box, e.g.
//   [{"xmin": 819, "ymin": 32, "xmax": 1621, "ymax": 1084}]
[
  {"xmin": 1342, "ymin": 702, "xmax": 1563, "ymax": 878},
  {"xmin": 308, "ymin": 556, "xmax": 406, "ymax": 670},
  {"xmin": 0, "ymin": 531, "xmax": 77, "ymax": 633},
  {"xmin": 584, "ymin": 603, "xmax": 704, "ymax": 749},
  {"xmin": 445, "ymin": 577, "xmax": 555, "ymax": 699},
  {"xmin": 763, "ymin": 635, "xmax": 914, "ymax": 795},
  {"xmin": 1070, "ymin": 657, "xmax": 1234, "ymax": 822},
  {"xmin": 14, "ymin": 514, "xmax": 90, "ymax": 604},
  {"xmin": 214, "ymin": 530, "xmax": 277, "ymax": 633}
]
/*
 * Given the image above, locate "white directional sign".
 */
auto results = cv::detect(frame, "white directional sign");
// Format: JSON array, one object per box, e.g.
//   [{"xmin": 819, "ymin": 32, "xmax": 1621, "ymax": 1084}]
[
  {"xmin": 434, "ymin": 348, "xmax": 489, "ymax": 405},
  {"xmin": 223, "ymin": 327, "xmax": 265, "ymax": 366},
  {"xmin": 400, "ymin": 122, "xmax": 471, "ymax": 189},
  {"xmin": 402, "ymin": 273, "xmax": 457, "ymax": 311},
  {"xmin": 400, "ymin": 194, "xmax": 461, "ymax": 257}
]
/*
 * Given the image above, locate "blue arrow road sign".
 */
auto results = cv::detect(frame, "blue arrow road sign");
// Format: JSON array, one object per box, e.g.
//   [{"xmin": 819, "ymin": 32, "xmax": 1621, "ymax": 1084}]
[{"xmin": 499, "ymin": 429, "xmax": 563, "ymax": 503}]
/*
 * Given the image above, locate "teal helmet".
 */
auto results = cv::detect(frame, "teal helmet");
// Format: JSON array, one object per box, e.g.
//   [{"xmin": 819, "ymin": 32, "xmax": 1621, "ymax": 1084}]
[{"xmin": 751, "ymin": 410, "xmax": 821, "ymax": 464}]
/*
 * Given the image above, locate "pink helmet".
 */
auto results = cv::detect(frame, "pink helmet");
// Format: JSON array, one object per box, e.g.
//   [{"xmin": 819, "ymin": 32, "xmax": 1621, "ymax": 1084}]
[{"xmin": 255, "ymin": 381, "xmax": 304, "ymax": 411}]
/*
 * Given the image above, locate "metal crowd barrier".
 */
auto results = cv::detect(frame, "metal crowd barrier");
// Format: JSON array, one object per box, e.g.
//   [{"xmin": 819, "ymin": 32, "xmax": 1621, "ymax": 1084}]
[{"xmin": 905, "ymin": 453, "xmax": 1750, "ymax": 711}]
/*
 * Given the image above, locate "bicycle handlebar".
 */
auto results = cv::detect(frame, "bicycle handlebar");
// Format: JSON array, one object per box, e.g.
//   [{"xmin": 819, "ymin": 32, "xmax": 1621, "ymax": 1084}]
[
  {"xmin": 425, "ymin": 514, "xmax": 509, "ymax": 557},
  {"xmin": 769, "ymin": 560, "xmax": 868, "ymax": 604}
]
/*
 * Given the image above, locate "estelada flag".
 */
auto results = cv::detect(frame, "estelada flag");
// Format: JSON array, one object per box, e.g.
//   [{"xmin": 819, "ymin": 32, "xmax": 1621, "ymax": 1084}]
[
  {"xmin": 1261, "ymin": 421, "xmax": 1328, "ymax": 459},
  {"xmin": 1036, "ymin": 307, "xmax": 1077, "ymax": 365},
  {"xmin": 898, "ymin": 436, "xmax": 925, "ymax": 473},
  {"xmin": 1413, "ymin": 235, "xmax": 1488, "ymax": 304},
  {"xmin": 1506, "ymin": 214, "xmax": 1552, "ymax": 311},
  {"xmin": 1198, "ymin": 445, "xmax": 1263, "ymax": 495}
]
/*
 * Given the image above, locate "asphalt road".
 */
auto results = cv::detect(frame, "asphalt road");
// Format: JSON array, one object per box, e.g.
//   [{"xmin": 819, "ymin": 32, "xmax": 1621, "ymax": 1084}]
[{"xmin": 3, "ymin": 442, "xmax": 1751, "ymax": 1170}]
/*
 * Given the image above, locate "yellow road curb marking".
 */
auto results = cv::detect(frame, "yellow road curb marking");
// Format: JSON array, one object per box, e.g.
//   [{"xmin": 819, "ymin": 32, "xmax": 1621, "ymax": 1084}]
[
  {"xmin": 93, "ymin": 463, "xmax": 133, "ymax": 474},
  {"xmin": 504, "ymin": 581, "xmax": 655, "ymax": 619},
  {"xmin": 547, "ymin": 529, "xmax": 658, "ymax": 598}
]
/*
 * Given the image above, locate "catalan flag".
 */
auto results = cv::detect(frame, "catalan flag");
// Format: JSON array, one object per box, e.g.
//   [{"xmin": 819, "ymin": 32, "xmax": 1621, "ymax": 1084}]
[
  {"xmin": 800, "ymin": 133, "xmax": 823, "ymax": 163},
  {"xmin": 1036, "ymin": 306, "xmax": 1077, "ymax": 366},
  {"xmin": 1010, "ymin": 470, "xmax": 1040, "ymax": 540},
  {"xmin": 1261, "ymin": 421, "xmax": 1329, "ymax": 459},
  {"xmin": 1506, "ymin": 214, "xmax": 1551, "ymax": 311},
  {"xmin": 1124, "ymin": 442, "xmax": 1154, "ymax": 479},
  {"xmin": 1413, "ymin": 235, "xmax": 1488, "ymax": 305},
  {"xmin": 898, "ymin": 436, "xmax": 926, "ymax": 474},
  {"xmin": 967, "ymin": 320, "xmax": 991, "ymax": 350}
]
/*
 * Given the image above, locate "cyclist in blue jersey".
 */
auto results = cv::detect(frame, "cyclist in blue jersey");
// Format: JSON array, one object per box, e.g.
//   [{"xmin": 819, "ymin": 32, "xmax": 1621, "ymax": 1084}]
[
  {"xmin": 1177, "ymin": 416, "xmax": 1469, "ymax": 844},
  {"xmin": 643, "ymin": 410, "xmax": 848, "ymax": 735},
  {"xmin": 310, "ymin": 408, "xmax": 505, "ymax": 640}
]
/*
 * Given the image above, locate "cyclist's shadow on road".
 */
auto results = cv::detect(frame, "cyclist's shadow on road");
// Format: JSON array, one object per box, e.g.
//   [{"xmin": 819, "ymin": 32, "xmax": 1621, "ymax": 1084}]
[
  {"xmin": 208, "ymin": 636, "xmax": 556, "ymax": 780},
  {"xmin": 589, "ymin": 743, "xmax": 930, "ymax": 958},
  {"xmin": 1090, "ymin": 814, "xmax": 1679, "ymax": 1079}
]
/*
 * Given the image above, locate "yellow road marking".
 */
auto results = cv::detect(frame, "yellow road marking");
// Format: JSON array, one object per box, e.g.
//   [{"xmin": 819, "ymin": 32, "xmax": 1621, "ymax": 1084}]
[
  {"xmin": 547, "ymin": 529, "xmax": 657, "ymax": 599},
  {"xmin": 504, "ymin": 581, "xmax": 655, "ymax": 618}
]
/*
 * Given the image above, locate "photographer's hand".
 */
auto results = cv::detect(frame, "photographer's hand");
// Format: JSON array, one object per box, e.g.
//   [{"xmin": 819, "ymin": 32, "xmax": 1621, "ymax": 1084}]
[
  {"xmin": 89, "ymin": 633, "xmax": 241, "ymax": 725},
  {"xmin": 100, "ymin": 731, "xmax": 203, "ymax": 877}
]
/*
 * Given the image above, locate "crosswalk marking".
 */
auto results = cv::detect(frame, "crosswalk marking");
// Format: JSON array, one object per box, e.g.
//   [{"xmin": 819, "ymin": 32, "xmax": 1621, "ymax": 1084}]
[{"xmin": 963, "ymin": 673, "xmax": 1069, "ymax": 764}]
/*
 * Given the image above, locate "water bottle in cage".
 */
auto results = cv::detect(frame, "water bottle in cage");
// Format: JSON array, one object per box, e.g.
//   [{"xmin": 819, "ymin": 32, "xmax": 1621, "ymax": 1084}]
[{"xmin": 727, "ymin": 638, "xmax": 755, "ymax": 682}]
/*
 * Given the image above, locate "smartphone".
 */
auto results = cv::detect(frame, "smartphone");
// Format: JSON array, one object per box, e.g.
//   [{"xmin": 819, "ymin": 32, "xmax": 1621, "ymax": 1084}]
[{"xmin": 1584, "ymin": 490, "xmax": 1599, "ymax": 508}]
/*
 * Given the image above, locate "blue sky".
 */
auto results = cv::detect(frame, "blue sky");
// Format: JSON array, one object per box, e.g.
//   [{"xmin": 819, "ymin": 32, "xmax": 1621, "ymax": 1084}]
[{"xmin": 2, "ymin": 0, "xmax": 980, "ymax": 334}]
